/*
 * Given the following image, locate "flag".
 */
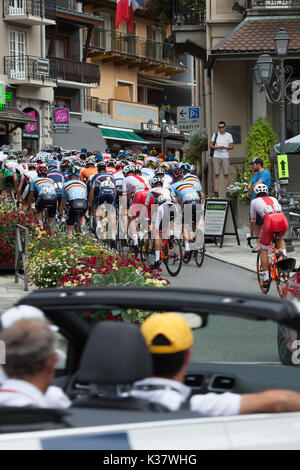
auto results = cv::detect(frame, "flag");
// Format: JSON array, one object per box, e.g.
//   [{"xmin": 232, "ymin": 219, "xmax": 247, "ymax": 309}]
[{"xmin": 115, "ymin": 0, "xmax": 143, "ymax": 33}]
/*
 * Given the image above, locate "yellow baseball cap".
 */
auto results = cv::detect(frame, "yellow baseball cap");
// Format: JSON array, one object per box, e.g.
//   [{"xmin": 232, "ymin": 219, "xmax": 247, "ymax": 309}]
[{"xmin": 141, "ymin": 313, "xmax": 193, "ymax": 354}]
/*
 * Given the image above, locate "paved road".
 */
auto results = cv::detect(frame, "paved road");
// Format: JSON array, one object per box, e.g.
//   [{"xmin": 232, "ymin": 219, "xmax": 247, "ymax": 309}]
[{"xmin": 164, "ymin": 256, "xmax": 281, "ymax": 364}]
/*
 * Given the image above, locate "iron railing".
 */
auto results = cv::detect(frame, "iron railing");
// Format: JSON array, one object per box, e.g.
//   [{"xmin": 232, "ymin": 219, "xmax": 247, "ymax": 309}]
[
  {"xmin": 55, "ymin": 0, "xmax": 77, "ymax": 10},
  {"xmin": 3, "ymin": 0, "xmax": 46, "ymax": 17},
  {"xmin": 84, "ymin": 96, "xmax": 109, "ymax": 114},
  {"xmin": 247, "ymin": 0, "xmax": 300, "ymax": 7},
  {"xmin": 172, "ymin": 0, "xmax": 206, "ymax": 25},
  {"xmin": 15, "ymin": 225, "xmax": 29, "ymax": 291},
  {"xmin": 54, "ymin": 57, "xmax": 100, "ymax": 84},
  {"xmin": 4, "ymin": 55, "xmax": 57, "ymax": 83},
  {"xmin": 90, "ymin": 29, "xmax": 185, "ymax": 68}
]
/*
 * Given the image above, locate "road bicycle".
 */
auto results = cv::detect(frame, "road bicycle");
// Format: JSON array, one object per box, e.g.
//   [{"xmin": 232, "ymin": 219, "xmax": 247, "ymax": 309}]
[
  {"xmin": 247, "ymin": 232, "xmax": 292, "ymax": 296},
  {"xmin": 140, "ymin": 231, "xmax": 183, "ymax": 277},
  {"xmin": 182, "ymin": 228, "xmax": 205, "ymax": 268}
]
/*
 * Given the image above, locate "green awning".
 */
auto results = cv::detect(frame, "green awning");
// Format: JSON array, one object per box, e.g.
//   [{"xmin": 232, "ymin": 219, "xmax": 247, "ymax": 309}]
[{"xmin": 99, "ymin": 126, "xmax": 149, "ymax": 144}]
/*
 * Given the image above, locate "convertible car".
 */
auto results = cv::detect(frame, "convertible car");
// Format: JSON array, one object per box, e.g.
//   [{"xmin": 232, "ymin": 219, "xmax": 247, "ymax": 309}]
[{"xmin": 1, "ymin": 287, "xmax": 300, "ymax": 450}]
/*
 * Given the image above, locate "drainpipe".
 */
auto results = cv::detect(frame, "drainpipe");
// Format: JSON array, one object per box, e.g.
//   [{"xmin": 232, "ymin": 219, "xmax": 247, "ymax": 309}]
[{"xmin": 79, "ymin": 28, "xmax": 84, "ymax": 121}]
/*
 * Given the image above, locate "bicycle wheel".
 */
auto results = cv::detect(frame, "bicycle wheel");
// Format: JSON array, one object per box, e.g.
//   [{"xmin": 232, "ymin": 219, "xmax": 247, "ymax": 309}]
[
  {"xmin": 164, "ymin": 237, "xmax": 182, "ymax": 277},
  {"xmin": 182, "ymin": 247, "xmax": 192, "ymax": 265},
  {"xmin": 194, "ymin": 243, "xmax": 205, "ymax": 268},
  {"xmin": 275, "ymin": 255, "xmax": 291, "ymax": 297},
  {"xmin": 140, "ymin": 236, "xmax": 155, "ymax": 268},
  {"xmin": 256, "ymin": 252, "xmax": 271, "ymax": 294}
]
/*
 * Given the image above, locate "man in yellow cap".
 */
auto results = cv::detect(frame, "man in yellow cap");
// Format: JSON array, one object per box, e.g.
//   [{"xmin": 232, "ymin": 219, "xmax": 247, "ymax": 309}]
[{"xmin": 128, "ymin": 313, "xmax": 300, "ymax": 416}]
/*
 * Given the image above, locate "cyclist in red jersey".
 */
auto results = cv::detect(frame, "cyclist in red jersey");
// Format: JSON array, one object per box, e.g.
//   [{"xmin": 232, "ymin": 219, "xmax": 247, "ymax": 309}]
[{"xmin": 250, "ymin": 184, "xmax": 288, "ymax": 288}]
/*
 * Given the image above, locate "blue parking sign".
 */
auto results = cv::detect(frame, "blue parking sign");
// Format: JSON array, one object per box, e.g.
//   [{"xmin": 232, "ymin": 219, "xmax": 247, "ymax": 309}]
[{"xmin": 188, "ymin": 107, "xmax": 200, "ymax": 120}]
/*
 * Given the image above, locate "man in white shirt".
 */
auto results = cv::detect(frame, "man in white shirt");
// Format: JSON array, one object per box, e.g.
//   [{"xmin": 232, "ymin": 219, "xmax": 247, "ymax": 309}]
[
  {"xmin": 210, "ymin": 121, "xmax": 234, "ymax": 197},
  {"xmin": 129, "ymin": 313, "xmax": 300, "ymax": 416},
  {"xmin": 0, "ymin": 315, "xmax": 70, "ymax": 409}
]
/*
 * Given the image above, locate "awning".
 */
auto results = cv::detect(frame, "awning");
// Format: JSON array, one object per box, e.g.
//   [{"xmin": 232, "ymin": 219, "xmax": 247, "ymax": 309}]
[
  {"xmin": 99, "ymin": 126, "xmax": 149, "ymax": 144},
  {"xmin": 53, "ymin": 117, "xmax": 106, "ymax": 152},
  {"xmin": 0, "ymin": 107, "xmax": 35, "ymax": 125},
  {"xmin": 274, "ymin": 134, "xmax": 300, "ymax": 155}
]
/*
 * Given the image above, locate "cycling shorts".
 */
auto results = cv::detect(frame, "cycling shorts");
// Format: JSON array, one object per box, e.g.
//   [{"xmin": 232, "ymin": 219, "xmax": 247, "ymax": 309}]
[
  {"xmin": 182, "ymin": 200, "xmax": 202, "ymax": 225},
  {"xmin": 155, "ymin": 202, "xmax": 177, "ymax": 231},
  {"xmin": 36, "ymin": 195, "xmax": 57, "ymax": 218},
  {"xmin": 67, "ymin": 199, "xmax": 88, "ymax": 226},
  {"xmin": 95, "ymin": 192, "xmax": 116, "ymax": 212},
  {"xmin": 260, "ymin": 212, "xmax": 288, "ymax": 249},
  {"xmin": 129, "ymin": 190, "xmax": 152, "ymax": 220},
  {"xmin": 3, "ymin": 175, "xmax": 15, "ymax": 189}
]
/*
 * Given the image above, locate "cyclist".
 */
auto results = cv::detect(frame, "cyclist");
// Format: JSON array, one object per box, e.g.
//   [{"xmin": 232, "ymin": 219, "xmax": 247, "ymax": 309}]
[
  {"xmin": 145, "ymin": 175, "xmax": 176, "ymax": 269},
  {"xmin": 27, "ymin": 165, "xmax": 57, "ymax": 235},
  {"xmin": 89, "ymin": 161, "xmax": 117, "ymax": 242},
  {"xmin": 122, "ymin": 164, "xmax": 149, "ymax": 255},
  {"xmin": 181, "ymin": 163, "xmax": 205, "ymax": 207},
  {"xmin": 171, "ymin": 169, "xmax": 202, "ymax": 260},
  {"xmin": 47, "ymin": 160, "xmax": 65, "ymax": 208},
  {"xmin": 59, "ymin": 167, "xmax": 88, "ymax": 238},
  {"xmin": 142, "ymin": 159, "xmax": 156, "ymax": 181},
  {"xmin": 17, "ymin": 161, "xmax": 37, "ymax": 211},
  {"xmin": 250, "ymin": 183, "xmax": 288, "ymax": 288},
  {"xmin": 106, "ymin": 159, "xmax": 117, "ymax": 176},
  {"xmin": 156, "ymin": 165, "xmax": 172, "ymax": 187},
  {"xmin": 80, "ymin": 156, "xmax": 97, "ymax": 183},
  {"xmin": 0, "ymin": 156, "xmax": 19, "ymax": 199}
]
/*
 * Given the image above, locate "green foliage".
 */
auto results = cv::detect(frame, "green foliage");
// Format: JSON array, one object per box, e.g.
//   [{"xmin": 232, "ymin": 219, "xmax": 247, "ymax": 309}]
[
  {"xmin": 144, "ymin": 0, "xmax": 206, "ymax": 24},
  {"xmin": 245, "ymin": 117, "xmax": 277, "ymax": 182},
  {"xmin": 185, "ymin": 129, "xmax": 208, "ymax": 165},
  {"xmin": 227, "ymin": 167, "xmax": 249, "ymax": 202}
]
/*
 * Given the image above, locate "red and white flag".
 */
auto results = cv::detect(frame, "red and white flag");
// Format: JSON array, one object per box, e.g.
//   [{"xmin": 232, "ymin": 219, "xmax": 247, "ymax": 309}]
[{"xmin": 116, "ymin": 0, "xmax": 142, "ymax": 33}]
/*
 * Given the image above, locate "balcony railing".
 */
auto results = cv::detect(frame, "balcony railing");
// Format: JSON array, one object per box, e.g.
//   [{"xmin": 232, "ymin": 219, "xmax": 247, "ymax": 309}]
[
  {"xmin": 84, "ymin": 96, "xmax": 109, "ymax": 114},
  {"xmin": 3, "ymin": 0, "xmax": 46, "ymax": 17},
  {"xmin": 4, "ymin": 55, "xmax": 57, "ymax": 83},
  {"xmin": 54, "ymin": 0, "xmax": 77, "ymax": 10},
  {"xmin": 247, "ymin": 0, "xmax": 300, "ymax": 7},
  {"xmin": 90, "ymin": 30, "xmax": 185, "ymax": 69},
  {"xmin": 54, "ymin": 57, "xmax": 100, "ymax": 84},
  {"xmin": 172, "ymin": 0, "xmax": 206, "ymax": 25}
]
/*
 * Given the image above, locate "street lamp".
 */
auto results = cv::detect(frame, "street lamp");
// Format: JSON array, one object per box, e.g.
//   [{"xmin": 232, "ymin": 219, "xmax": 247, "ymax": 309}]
[
  {"xmin": 147, "ymin": 118, "xmax": 167, "ymax": 155},
  {"xmin": 254, "ymin": 27, "xmax": 294, "ymax": 252}
]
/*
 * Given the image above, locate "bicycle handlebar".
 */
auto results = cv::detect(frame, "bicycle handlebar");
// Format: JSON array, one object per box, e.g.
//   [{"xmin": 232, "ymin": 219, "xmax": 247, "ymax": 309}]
[{"xmin": 246, "ymin": 235, "xmax": 258, "ymax": 249}]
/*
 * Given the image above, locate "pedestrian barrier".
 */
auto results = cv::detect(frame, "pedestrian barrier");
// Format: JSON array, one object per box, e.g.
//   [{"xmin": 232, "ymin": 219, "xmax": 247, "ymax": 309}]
[{"xmin": 15, "ymin": 224, "xmax": 29, "ymax": 291}]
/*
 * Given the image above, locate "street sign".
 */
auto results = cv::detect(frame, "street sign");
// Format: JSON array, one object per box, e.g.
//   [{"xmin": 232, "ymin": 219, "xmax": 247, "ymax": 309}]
[
  {"xmin": 277, "ymin": 154, "xmax": 289, "ymax": 179},
  {"xmin": 177, "ymin": 106, "xmax": 201, "ymax": 132}
]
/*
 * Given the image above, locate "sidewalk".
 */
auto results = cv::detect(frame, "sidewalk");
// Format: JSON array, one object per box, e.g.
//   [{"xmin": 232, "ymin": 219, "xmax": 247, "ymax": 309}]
[
  {"xmin": 205, "ymin": 228, "xmax": 300, "ymax": 273},
  {"xmin": 0, "ymin": 271, "xmax": 32, "ymax": 314}
]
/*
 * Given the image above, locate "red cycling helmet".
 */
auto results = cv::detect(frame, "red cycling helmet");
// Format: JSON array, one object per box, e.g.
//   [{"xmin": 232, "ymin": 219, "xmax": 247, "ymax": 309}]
[{"xmin": 37, "ymin": 165, "xmax": 48, "ymax": 176}]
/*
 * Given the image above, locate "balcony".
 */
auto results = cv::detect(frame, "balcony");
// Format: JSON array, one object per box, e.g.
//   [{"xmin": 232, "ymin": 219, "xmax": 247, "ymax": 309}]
[
  {"xmin": 89, "ymin": 30, "xmax": 187, "ymax": 75},
  {"xmin": 247, "ymin": 0, "xmax": 300, "ymax": 8},
  {"xmin": 4, "ymin": 55, "xmax": 57, "ymax": 86},
  {"xmin": 84, "ymin": 96, "xmax": 109, "ymax": 114},
  {"xmin": 172, "ymin": 0, "xmax": 206, "ymax": 25},
  {"xmin": 54, "ymin": 57, "xmax": 100, "ymax": 85},
  {"xmin": 3, "ymin": 0, "xmax": 55, "ymax": 25}
]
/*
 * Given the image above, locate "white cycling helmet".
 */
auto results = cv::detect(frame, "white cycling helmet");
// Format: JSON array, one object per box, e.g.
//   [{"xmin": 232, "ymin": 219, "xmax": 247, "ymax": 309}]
[
  {"xmin": 123, "ymin": 165, "xmax": 135, "ymax": 175},
  {"xmin": 151, "ymin": 176, "xmax": 164, "ymax": 187},
  {"xmin": 254, "ymin": 183, "xmax": 268, "ymax": 195}
]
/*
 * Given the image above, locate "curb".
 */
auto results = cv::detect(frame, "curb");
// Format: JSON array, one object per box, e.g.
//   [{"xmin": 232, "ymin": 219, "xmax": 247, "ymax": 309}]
[{"xmin": 205, "ymin": 252, "xmax": 257, "ymax": 273}]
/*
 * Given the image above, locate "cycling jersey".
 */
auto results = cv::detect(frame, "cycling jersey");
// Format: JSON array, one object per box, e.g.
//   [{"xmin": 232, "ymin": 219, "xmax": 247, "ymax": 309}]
[
  {"xmin": 62, "ymin": 180, "xmax": 88, "ymax": 201},
  {"xmin": 145, "ymin": 187, "xmax": 173, "ymax": 206},
  {"xmin": 145, "ymin": 187, "xmax": 176, "ymax": 230},
  {"xmin": 171, "ymin": 181, "xmax": 200, "ymax": 204},
  {"xmin": 142, "ymin": 168, "xmax": 155, "ymax": 180},
  {"xmin": 163, "ymin": 174, "xmax": 173, "ymax": 188},
  {"xmin": 106, "ymin": 166, "xmax": 117, "ymax": 176},
  {"xmin": 20, "ymin": 170, "xmax": 37, "ymax": 199},
  {"xmin": 183, "ymin": 174, "xmax": 202, "ymax": 192},
  {"xmin": 80, "ymin": 167, "xmax": 97, "ymax": 183},
  {"xmin": 250, "ymin": 196, "xmax": 288, "ymax": 249},
  {"xmin": 47, "ymin": 170, "xmax": 65, "ymax": 193},
  {"xmin": 122, "ymin": 175, "xmax": 149, "ymax": 197},
  {"xmin": 91, "ymin": 173, "xmax": 116, "ymax": 209},
  {"xmin": 30, "ymin": 177, "xmax": 57, "ymax": 198}
]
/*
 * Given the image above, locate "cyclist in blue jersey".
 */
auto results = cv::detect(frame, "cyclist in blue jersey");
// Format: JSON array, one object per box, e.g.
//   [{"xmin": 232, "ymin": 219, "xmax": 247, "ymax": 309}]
[
  {"xmin": 59, "ymin": 167, "xmax": 88, "ymax": 237},
  {"xmin": 88, "ymin": 161, "xmax": 117, "ymax": 241},
  {"xmin": 180, "ymin": 163, "xmax": 204, "ymax": 206},
  {"xmin": 27, "ymin": 165, "xmax": 58, "ymax": 235},
  {"xmin": 47, "ymin": 160, "xmax": 65, "ymax": 208},
  {"xmin": 171, "ymin": 169, "xmax": 202, "ymax": 259}
]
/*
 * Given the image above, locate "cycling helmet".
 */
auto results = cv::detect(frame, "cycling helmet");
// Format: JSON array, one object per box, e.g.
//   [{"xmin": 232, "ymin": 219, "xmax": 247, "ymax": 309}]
[
  {"xmin": 145, "ymin": 160, "xmax": 156, "ymax": 169},
  {"xmin": 123, "ymin": 165, "xmax": 135, "ymax": 176},
  {"xmin": 115, "ymin": 161, "xmax": 125, "ymax": 170},
  {"xmin": 137, "ymin": 154, "xmax": 145, "ymax": 161},
  {"xmin": 155, "ymin": 167, "xmax": 165, "ymax": 176},
  {"xmin": 159, "ymin": 163, "xmax": 169, "ymax": 172},
  {"xmin": 151, "ymin": 176, "xmax": 163, "ymax": 187},
  {"xmin": 80, "ymin": 148, "xmax": 87, "ymax": 153},
  {"xmin": 254, "ymin": 183, "xmax": 268, "ymax": 196},
  {"xmin": 107, "ymin": 159, "xmax": 115, "ymax": 167},
  {"xmin": 135, "ymin": 166, "xmax": 142, "ymax": 174},
  {"xmin": 142, "ymin": 146, "xmax": 149, "ymax": 154},
  {"xmin": 73, "ymin": 158, "xmax": 82, "ymax": 167},
  {"xmin": 49, "ymin": 160, "xmax": 58, "ymax": 169},
  {"xmin": 97, "ymin": 162, "xmax": 106, "ymax": 172},
  {"xmin": 125, "ymin": 149, "xmax": 133, "ymax": 157},
  {"xmin": 95, "ymin": 154, "xmax": 103, "ymax": 162},
  {"xmin": 28, "ymin": 161, "xmax": 37, "ymax": 169},
  {"xmin": 173, "ymin": 168, "xmax": 182, "ymax": 179},
  {"xmin": 67, "ymin": 166, "xmax": 80, "ymax": 178},
  {"xmin": 118, "ymin": 150, "xmax": 126, "ymax": 158},
  {"xmin": 149, "ymin": 149, "xmax": 158, "ymax": 156},
  {"xmin": 86, "ymin": 156, "xmax": 94, "ymax": 165},
  {"xmin": 37, "ymin": 165, "xmax": 48, "ymax": 176},
  {"xmin": 180, "ymin": 163, "xmax": 191, "ymax": 173}
]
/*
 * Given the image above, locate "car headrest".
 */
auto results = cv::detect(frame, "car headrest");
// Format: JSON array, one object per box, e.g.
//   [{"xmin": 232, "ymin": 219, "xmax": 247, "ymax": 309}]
[
  {"xmin": 276, "ymin": 258, "xmax": 296, "ymax": 273},
  {"xmin": 77, "ymin": 322, "xmax": 153, "ymax": 384}
]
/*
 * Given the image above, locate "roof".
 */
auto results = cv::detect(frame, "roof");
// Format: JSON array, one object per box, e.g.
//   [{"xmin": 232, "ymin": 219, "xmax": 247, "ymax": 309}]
[
  {"xmin": 212, "ymin": 16, "xmax": 300, "ymax": 57},
  {"xmin": 53, "ymin": 117, "xmax": 106, "ymax": 152},
  {"xmin": 99, "ymin": 127, "xmax": 149, "ymax": 144},
  {"xmin": 0, "ymin": 107, "xmax": 35, "ymax": 124}
]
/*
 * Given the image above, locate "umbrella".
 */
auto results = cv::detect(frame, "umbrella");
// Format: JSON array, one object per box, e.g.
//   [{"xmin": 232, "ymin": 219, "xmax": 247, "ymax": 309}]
[{"xmin": 274, "ymin": 134, "xmax": 300, "ymax": 154}]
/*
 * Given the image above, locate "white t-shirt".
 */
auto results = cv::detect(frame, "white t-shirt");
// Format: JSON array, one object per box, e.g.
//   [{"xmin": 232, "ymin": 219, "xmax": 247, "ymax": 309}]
[
  {"xmin": 211, "ymin": 132, "xmax": 233, "ymax": 158},
  {"xmin": 0, "ymin": 378, "xmax": 71, "ymax": 408},
  {"xmin": 126, "ymin": 377, "xmax": 241, "ymax": 416}
]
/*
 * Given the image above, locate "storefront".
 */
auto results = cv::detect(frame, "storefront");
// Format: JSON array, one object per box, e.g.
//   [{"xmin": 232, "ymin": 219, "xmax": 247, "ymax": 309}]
[
  {"xmin": 22, "ymin": 108, "xmax": 40, "ymax": 155},
  {"xmin": 98, "ymin": 126, "xmax": 150, "ymax": 152},
  {"xmin": 0, "ymin": 107, "xmax": 35, "ymax": 149}
]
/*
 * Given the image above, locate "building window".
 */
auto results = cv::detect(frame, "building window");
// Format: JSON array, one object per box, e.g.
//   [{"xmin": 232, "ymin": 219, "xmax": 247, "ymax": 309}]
[
  {"xmin": 116, "ymin": 81, "xmax": 134, "ymax": 101},
  {"xmin": 9, "ymin": 30, "xmax": 26, "ymax": 79}
]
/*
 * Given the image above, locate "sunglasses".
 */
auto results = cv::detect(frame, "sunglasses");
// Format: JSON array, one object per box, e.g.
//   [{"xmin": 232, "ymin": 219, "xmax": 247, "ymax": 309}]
[{"xmin": 218, "ymin": 126, "xmax": 225, "ymax": 129}]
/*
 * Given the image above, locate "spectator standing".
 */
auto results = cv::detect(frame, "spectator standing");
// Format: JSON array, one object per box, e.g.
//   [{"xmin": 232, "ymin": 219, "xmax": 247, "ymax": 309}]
[{"xmin": 210, "ymin": 122, "xmax": 234, "ymax": 197}]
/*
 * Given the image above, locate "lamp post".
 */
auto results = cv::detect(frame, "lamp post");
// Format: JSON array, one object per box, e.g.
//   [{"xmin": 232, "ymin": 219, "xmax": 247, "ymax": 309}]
[
  {"xmin": 147, "ymin": 118, "xmax": 167, "ymax": 155},
  {"xmin": 254, "ymin": 27, "xmax": 294, "ymax": 252}
]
